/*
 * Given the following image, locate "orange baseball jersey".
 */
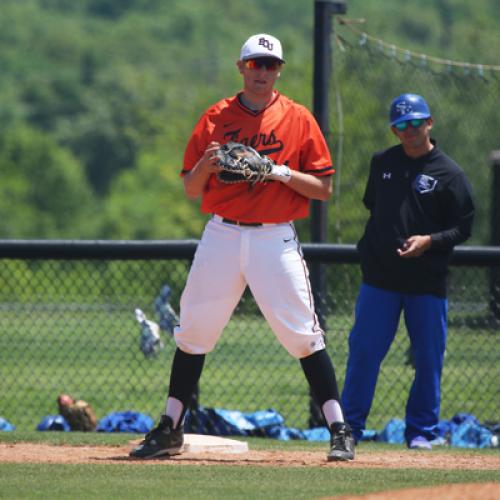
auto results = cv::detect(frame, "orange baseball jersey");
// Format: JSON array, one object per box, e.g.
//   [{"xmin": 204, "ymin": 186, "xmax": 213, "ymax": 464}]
[{"xmin": 181, "ymin": 91, "xmax": 334, "ymax": 223}]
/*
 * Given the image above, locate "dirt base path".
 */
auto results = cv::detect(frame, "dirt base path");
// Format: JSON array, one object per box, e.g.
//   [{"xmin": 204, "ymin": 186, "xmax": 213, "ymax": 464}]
[
  {"xmin": 330, "ymin": 482, "xmax": 500, "ymax": 500},
  {"xmin": 0, "ymin": 443, "xmax": 499, "ymax": 470}
]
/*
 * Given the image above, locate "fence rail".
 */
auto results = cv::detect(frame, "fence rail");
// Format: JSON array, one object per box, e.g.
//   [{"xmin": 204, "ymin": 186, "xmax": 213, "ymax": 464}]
[{"xmin": 1, "ymin": 240, "xmax": 499, "ymax": 264}]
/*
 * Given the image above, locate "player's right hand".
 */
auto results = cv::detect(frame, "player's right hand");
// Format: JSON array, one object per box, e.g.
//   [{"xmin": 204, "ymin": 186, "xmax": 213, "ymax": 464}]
[{"xmin": 203, "ymin": 141, "xmax": 224, "ymax": 174}]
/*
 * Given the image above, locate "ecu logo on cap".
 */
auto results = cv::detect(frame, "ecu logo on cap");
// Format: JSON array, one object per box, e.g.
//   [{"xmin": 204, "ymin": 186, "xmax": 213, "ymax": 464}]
[{"xmin": 258, "ymin": 37, "xmax": 274, "ymax": 50}]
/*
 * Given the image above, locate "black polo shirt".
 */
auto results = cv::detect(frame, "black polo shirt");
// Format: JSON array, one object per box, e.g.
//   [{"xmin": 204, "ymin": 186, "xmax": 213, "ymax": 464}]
[{"xmin": 357, "ymin": 142, "xmax": 475, "ymax": 297}]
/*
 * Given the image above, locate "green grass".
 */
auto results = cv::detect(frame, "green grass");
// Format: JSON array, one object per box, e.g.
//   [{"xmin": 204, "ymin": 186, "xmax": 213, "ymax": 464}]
[
  {"xmin": 0, "ymin": 434, "xmax": 498, "ymax": 499},
  {"xmin": 1, "ymin": 464, "xmax": 497, "ymax": 500}
]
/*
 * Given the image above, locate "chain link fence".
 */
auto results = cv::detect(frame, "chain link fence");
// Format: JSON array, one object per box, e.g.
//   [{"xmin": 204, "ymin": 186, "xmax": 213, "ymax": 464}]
[{"xmin": 1, "ymin": 242, "xmax": 498, "ymax": 433}]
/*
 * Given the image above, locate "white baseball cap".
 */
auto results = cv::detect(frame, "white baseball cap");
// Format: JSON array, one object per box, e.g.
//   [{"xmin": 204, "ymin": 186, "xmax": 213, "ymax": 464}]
[{"xmin": 240, "ymin": 33, "xmax": 284, "ymax": 62}]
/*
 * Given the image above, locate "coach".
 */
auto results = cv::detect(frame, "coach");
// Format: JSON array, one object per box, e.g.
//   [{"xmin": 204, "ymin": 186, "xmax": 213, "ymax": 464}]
[{"xmin": 341, "ymin": 93, "xmax": 475, "ymax": 450}]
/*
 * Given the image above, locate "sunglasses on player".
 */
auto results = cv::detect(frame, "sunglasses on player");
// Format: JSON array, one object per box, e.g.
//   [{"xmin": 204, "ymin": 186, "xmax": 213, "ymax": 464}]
[
  {"xmin": 244, "ymin": 57, "xmax": 283, "ymax": 71},
  {"xmin": 394, "ymin": 118, "xmax": 427, "ymax": 131}
]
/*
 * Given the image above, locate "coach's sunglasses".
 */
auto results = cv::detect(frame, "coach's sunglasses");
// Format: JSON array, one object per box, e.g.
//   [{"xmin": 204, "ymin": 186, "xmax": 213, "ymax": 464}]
[
  {"xmin": 244, "ymin": 57, "xmax": 283, "ymax": 71},
  {"xmin": 394, "ymin": 118, "xmax": 427, "ymax": 131}
]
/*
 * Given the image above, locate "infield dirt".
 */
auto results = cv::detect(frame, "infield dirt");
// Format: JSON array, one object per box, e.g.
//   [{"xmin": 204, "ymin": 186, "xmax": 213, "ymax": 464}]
[{"xmin": 1, "ymin": 442, "xmax": 499, "ymax": 470}]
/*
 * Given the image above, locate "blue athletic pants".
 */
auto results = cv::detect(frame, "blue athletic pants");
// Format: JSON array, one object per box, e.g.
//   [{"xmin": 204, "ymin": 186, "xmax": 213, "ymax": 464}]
[{"xmin": 341, "ymin": 283, "xmax": 448, "ymax": 445}]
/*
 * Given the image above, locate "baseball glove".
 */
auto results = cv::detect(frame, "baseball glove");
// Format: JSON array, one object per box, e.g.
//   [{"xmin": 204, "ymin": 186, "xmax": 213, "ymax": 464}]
[
  {"xmin": 57, "ymin": 394, "xmax": 97, "ymax": 432},
  {"xmin": 214, "ymin": 142, "xmax": 274, "ymax": 185}
]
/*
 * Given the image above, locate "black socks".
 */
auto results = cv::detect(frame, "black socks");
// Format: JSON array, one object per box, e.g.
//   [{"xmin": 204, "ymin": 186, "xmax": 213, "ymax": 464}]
[
  {"xmin": 168, "ymin": 348, "xmax": 205, "ymax": 409},
  {"xmin": 300, "ymin": 349, "xmax": 340, "ymax": 406}
]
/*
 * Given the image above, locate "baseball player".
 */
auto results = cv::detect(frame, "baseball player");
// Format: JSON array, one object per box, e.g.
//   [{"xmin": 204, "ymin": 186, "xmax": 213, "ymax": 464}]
[
  {"xmin": 130, "ymin": 33, "xmax": 355, "ymax": 461},
  {"xmin": 341, "ymin": 93, "xmax": 475, "ymax": 449}
]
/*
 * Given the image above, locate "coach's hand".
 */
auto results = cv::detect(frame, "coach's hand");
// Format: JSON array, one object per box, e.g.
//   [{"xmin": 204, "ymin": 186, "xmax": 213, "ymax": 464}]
[{"xmin": 397, "ymin": 235, "xmax": 432, "ymax": 258}]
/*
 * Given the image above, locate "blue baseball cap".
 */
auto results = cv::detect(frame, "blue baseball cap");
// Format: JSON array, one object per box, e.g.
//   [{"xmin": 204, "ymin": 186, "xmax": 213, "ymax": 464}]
[{"xmin": 389, "ymin": 93, "xmax": 431, "ymax": 126}]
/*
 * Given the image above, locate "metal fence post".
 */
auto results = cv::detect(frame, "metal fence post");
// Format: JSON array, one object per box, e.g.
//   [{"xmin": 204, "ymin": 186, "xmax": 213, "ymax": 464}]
[
  {"xmin": 309, "ymin": 0, "xmax": 347, "ymax": 428},
  {"xmin": 490, "ymin": 151, "xmax": 500, "ymax": 322}
]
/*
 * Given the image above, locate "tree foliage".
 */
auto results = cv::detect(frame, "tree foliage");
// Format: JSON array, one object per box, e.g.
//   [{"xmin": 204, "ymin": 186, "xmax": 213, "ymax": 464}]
[
  {"xmin": 0, "ymin": 125, "xmax": 97, "ymax": 238},
  {"xmin": 0, "ymin": 0, "xmax": 497, "ymax": 241}
]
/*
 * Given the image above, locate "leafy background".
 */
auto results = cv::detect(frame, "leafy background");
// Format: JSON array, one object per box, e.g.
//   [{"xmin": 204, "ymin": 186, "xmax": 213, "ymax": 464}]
[{"xmin": 0, "ymin": 0, "xmax": 498, "ymax": 241}]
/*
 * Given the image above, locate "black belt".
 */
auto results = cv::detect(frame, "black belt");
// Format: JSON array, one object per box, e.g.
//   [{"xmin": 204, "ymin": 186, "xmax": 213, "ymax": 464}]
[{"xmin": 222, "ymin": 218, "xmax": 262, "ymax": 227}]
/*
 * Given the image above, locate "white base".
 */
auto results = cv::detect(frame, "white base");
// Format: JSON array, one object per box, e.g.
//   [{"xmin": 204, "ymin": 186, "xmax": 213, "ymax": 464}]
[{"xmin": 183, "ymin": 434, "xmax": 249, "ymax": 454}]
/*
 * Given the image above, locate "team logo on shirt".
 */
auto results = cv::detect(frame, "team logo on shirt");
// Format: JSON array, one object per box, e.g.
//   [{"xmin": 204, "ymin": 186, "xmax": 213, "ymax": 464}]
[{"xmin": 413, "ymin": 174, "xmax": 438, "ymax": 193}]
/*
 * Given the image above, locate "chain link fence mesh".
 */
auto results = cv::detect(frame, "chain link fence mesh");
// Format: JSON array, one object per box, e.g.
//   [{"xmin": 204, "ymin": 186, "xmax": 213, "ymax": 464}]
[{"xmin": 1, "ymin": 253, "xmax": 498, "ymax": 432}]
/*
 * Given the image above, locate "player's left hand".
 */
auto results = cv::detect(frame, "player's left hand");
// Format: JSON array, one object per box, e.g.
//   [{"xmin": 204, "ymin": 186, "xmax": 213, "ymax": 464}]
[{"xmin": 397, "ymin": 235, "xmax": 432, "ymax": 258}]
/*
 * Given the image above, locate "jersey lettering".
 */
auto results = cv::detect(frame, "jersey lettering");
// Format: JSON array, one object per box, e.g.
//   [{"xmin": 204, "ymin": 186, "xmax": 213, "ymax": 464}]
[{"xmin": 223, "ymin": 128, "xmax": 284, "ymax": 155}]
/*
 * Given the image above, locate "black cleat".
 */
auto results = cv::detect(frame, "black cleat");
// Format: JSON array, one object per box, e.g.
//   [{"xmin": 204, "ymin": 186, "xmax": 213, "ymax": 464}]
[
  {"xmin": 129, "ymin": 415, "xmax": 184, "ymax": 459},
  {"xmin": 327, "ymin": 421, "xmax": 355, "ymax": 461}
]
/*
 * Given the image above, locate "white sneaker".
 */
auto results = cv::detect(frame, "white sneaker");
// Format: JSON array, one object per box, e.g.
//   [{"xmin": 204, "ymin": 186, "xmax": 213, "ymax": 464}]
[{"xmin": 409, "ymin": 436, "xmax": 432, "ymax": 450}]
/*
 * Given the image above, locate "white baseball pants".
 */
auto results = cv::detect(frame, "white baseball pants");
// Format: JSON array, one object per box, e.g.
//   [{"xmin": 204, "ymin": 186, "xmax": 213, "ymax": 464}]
[{"xmin": 174, "ymin": 215, "xmax": 325, "ymax": 358}]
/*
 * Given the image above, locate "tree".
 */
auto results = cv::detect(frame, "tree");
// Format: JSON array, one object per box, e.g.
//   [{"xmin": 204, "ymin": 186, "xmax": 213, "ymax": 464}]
[
  {"xmin": 102, "ymin": 144, "xmax": 205, "ymax": 240},
  {"xmin": 0, "ymin": 125, "xmax": 98, "ymax": 238}
]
